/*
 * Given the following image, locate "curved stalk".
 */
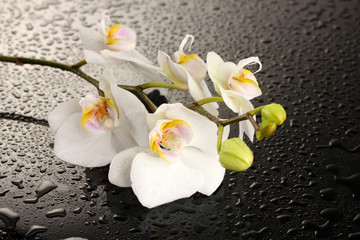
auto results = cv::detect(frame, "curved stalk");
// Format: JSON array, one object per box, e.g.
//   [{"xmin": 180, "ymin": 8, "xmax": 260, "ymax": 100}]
[
  {"xmin": 194, "ymin": 97, "xmax": 224, "ymax": 106},
  {"xmin": 217, "ymin": 125, "xmax": 224, "ymax": 153},
  {"xmin": 71, "ymin": 59, "xmax": 87, "ymax": 69},
  {"xmin": 0, "ymin": 54, "xmax": 265, "ymax": 131},
  {"xmin": 139, "ymin": 82, "xmax": 188, "ymax": 91},
  {"xmin": 0, "ymin": 55, "xmax": 99, "ymax": 89}
]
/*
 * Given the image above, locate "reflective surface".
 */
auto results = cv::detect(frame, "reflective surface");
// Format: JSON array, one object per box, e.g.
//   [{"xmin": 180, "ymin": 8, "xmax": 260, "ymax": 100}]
[{"xmin": 1, "ymin": 0, "xmax": 360, "ymax": 239}]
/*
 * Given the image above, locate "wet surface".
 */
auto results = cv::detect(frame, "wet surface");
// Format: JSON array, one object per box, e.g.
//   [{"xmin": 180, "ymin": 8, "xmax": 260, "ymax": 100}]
[{"xmin": 1, "ymin": 0, "xmax": 360, "ymax": 239}]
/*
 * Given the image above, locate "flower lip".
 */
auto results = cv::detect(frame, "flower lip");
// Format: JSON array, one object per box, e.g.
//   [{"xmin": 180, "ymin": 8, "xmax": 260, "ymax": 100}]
[
  {"xmin": 175, "ymin": 34, "xmax": 207, "ymax": 83},
  {"xmin": 101, "ymin": 10, "xmax": 136, "ymax": 52},
  {"xmin": 80, "ymin": 95, "xmax": 118, "ymax": 134},
  {"xmin": 149, "ymin": 119, "xmax": 193, "ymax": 163},
  {"xmin": 227, "ymin": 57, "xmax": 262, "ymax": 100}
]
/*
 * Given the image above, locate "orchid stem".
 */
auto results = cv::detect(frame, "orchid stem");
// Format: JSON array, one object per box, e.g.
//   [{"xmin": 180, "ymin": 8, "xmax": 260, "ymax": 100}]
[
  {"xmin": 246, "ymin": 114, "xmax": 260, "ymax": 131},
  {"xmin": 71, "ymin": 59, "xmax": 87, "ymax": 69},
  {"xmin": 195, "ymin": 97, "xmax": 224, "ymax": 106},
  {"xmin": 0, "ymin": 55, "xmax": 100, "ymax": 90},
  {"xmin": 186, "ymin": 103, "xmax": 220, "ymax": 125},
  {"xmin": 0, "ymin": 54, "xmax": 159, "ymax": 112},
  {"xmin": 219, "ymin": 106, "xmax": 265, "ymax": 127},
  {"xmin": 217, "ymin": 125, "xmax": 224, "ymax": 153},
  {"xmin": 249, "ymin": 106, "xmax": 265, "ymax": 116},
  {"xmin": 135, "ymin": 87, "xmax": 158, "ymax": 113},
  {"xmin": 0, "ymin": 54, "xmax": 263, "ymax": 128},
  {"xmin": 139, "ymin": 82, "xmax": 188, "ymax": 91},
  {"xmin": 119, "ymin": 85, "xmax": 158, "ymax": 113},
  {"xmin": 220, "ymin": 114, "xmax": 248, "ymax": 126}
]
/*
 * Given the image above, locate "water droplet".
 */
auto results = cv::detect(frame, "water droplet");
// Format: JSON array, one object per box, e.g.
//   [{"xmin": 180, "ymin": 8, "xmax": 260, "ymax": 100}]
[
  {"xmin": 45, "ymin": 208, "xmax": 66, "ymax": 218},
  {"xmin": 0, "ymin": 208, "xmax": 20, "ymax": 230},
  {"xmin": 24, "ymin": 225, "xmax": 48, "ymax": 238}
]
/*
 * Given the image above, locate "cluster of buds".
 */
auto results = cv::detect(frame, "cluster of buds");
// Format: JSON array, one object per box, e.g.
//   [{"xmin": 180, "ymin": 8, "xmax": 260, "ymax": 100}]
[{"xmin": 257, "ymin": 104, "xmax": 287, "ymax": 141}]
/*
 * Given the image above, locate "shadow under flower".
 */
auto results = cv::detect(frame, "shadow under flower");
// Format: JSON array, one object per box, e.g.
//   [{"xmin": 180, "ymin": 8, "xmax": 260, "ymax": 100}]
[{"xmin": 82, "ymin": 166, "xmax": 229, "ymax": 239}]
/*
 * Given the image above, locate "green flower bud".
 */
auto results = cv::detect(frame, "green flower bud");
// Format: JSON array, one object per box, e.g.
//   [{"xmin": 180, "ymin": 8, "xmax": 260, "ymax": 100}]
[
  {"xmin": 219, "ymin": 138, "xmax": 253, "ymax": 171},
  {"xmin": 261, "ymin": 103, "xmax": 286, "ymax": 125},
  {"xmin": 256, "ymin": 120, "xmax": 277, "ymax": 141}
]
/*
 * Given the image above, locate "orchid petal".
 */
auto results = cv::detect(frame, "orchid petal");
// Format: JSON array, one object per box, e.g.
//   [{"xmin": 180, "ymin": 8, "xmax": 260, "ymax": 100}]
[
  {"xmin": 130, "ymin": 151, "xmax": 202, "ymax": 208},
  {"xmin": 54, "ymin": 113, "xmax": 116, "ymax": 167},
  {"xmin": 48, "ymin": 99, "xmax": 81, "ymax": 133},
  {"xmin": 218, "ymin": 62, "xmax": 237, "ymax": 87},
  {"xmin": 108, "ymin": 146, "xmax": 147, "ymax": 187},
  {"xmin": 186, "ymin": 72, "xmax": 219, "ymax": 116},
  {"xmin": 173, "ymin": 34, "xmax": 207, "ymax": 83},
  {"xmin": 177, "ymin": 54, "xmax": 207, "ymax": 83},
  {"xmin": 101, "ymin": 49, "xmax": 162, "ymax": 72},
  {"xmin": 100, "ymin": 10, "xmax": 111, "ymax": 36},
  {"xmin": 147, "ymin": 103, "xmax": 218, "ymax": 155},
  {"xmin": 83, "ymin": 50, "xmax": 119, "ymax": 64},
  {"xmin": 131, "ymin": 49, "xmax": 153, "ymax": 64},
  {"xmin": 177, "ymin": 34, "xmax": 194, "ymax": 58},
  {"xmin": 105, "ymin": 70, "xmax": 149, "ymax": 147},
  {"xmin": 238, "ymin": 104, "xmax": 256, "ymax": 142},
  {"xmin": 111, "ymin": 124, "xmax": 138, "ymax": 151},
  {"xmin": 218, "ymin": 87, "xmax": 252, "ymax": 113},
  {"xmin": 228, "ymin": 72, "xmax": 262, "ymax": 100},
  {"xmin": 198, "ymin": 80, "xmax": 219, "ymax": 116},
  {"xmin": 207, "ymin": 52, "xmax": 235, "ymax": 94},
  {"xmin": 219, "ymin": 88, "xmax": 255, "ymax": 141},
  {"xmin": 159, "ymin": 51, "xmax": 219, "ymax": 116},
  {"xmin": 220, "ymin": 87, "xmax": 257, "ymax": 141},
  {"xmin": 236, "ymin": 56, "xmax": 262, "ymax": 74},
  {"xmin": 79, "ymin": 28, "xmax": 106, "ymax": 53},
  {"xmin": 223, "ymin": 125, "xmax": 230, "ymax": 142},
  {"xmin": 105, "ymin": 24, "xmax": 136, "ymax": 52},
  {"xmin": 181, "ymin": 147, "xmax": 225, "ymax": 195},
  {"xmin": 101, "ymin": 49, "xmax": 165, "ymax": 82},
  {"xmin": 157, "ymin": 51, "xmax": 188, "ymax": 87},
  {"xmin": 228, "ymin": 56, "xmax": 262, "ymax": 99},
  {"xmin": 100, "ymin": 11, "xmax": 136, "ymax": 52}
]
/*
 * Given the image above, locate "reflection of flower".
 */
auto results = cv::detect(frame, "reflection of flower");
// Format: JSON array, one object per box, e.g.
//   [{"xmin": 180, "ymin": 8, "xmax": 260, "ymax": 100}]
[
  {"xmin": 158, "ymin": 35, "xmax": 219, "ymax": 116},
  {"xmin": 108, "ymin": 103, "xmax": 227, "ymax": 208},
  {"xmin": 80, "ymin": 11, "xmax": 163, "ymax": 81},
  {"xmin": 48, "ymin": 70, "xmax": 149, "ymax": 167},
  {"xmin": 207, "ymin": 52, "xmax": 262, "ymax": 141}
]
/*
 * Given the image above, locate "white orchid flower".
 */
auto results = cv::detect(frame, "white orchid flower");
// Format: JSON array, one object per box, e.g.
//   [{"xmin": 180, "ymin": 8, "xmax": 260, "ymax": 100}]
[
  {"xmin": 48, "ymin": 70, "xmax": 149, "ymax": 167},
  {"xmin": 158, "ymin": 35, "xmax": 219, "ymax": 116},
  {"xmin": 108, "ymin": 103, "xmax": 228, "ymax": 208},
  {"xmin": 80, "ymin": 11, "xmax": 163, "ymax": 81},
  {"xmin": 207, "ymin": 52, "xmax": 262, "ymax": 141}
]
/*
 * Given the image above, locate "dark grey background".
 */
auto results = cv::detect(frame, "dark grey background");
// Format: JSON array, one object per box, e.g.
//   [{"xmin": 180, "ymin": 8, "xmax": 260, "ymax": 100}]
[{"xmin": 1, "ymin": 0, "xmax": 359, "ymax": 239}]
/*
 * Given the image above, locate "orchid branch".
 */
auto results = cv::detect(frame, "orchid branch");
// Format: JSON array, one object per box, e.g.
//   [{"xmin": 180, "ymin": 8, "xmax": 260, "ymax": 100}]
[
  {"xmin": 194, "ymin": 97, "xmax": 224, "ymax": 106},
  {"xmin": 0, "ymin": 54, "xmax": 266, "ymax": 130},
  {"xmin": 217, "ymin": 125, "xmax": 224, "ymax": 153},
  {"xmin": 71, "ymin": 59, "xmax": 87, "ymax": 69},
  {"xmin": 138, "ymin": 82, "xmax": 188, "ymax": 91},
  {"xmin": 0, "ymin": 55, "xmax": 100, "ymax": 90},
  {"xmin": 0, "ymin": 54, "xmax": 159, "ymax": 111}
]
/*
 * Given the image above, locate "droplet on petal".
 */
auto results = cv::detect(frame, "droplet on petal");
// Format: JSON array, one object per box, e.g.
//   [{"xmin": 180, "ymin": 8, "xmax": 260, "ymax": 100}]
[
  {"xmin": 149, "ymin": 119, "xmax": 193, "ymax": 163},
  {"xmin": 79, "ymin": 95, "xmax": 118, "ymax": 134}
]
